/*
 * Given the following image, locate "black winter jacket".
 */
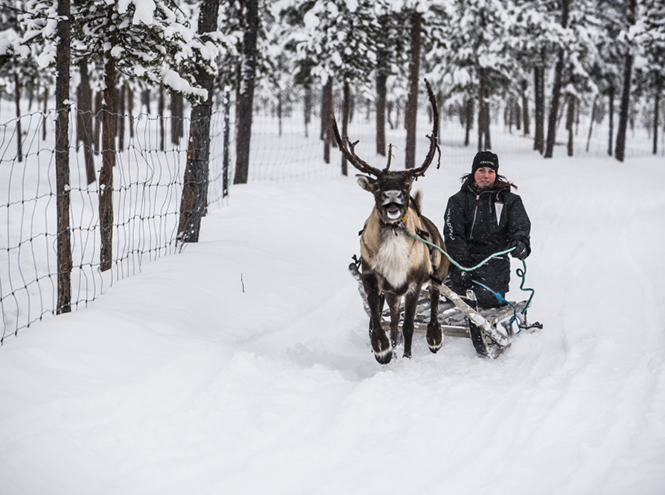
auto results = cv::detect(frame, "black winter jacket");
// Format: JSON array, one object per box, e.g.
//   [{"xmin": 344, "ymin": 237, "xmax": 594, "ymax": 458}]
[{"xmin": 443, "ymin": 179, "xmax": 531, "ymax": 303}]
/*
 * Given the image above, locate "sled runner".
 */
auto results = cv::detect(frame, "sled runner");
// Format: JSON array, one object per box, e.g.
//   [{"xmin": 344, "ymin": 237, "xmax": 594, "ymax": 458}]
[{"xmin": 349, "ymin": 258, "xmax": 541, "ymax": 359}]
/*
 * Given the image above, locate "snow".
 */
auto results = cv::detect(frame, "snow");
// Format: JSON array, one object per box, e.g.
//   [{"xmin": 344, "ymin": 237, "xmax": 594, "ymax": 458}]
[
  {"xmin": 1, "ymin": 109, "xmax": 665, "ymax": 494},
  {"xmin": 117, "ymin": 0, "xmax": 157, "ymax": 26},
  {"xmin": 160, "ymin": 68, "xmax": 208, "ymax": 100}
]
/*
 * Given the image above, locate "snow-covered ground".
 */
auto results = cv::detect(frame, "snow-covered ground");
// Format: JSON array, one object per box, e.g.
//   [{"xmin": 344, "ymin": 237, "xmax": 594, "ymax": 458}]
[{"xmin": 1, "ymin": 107, "xmax": 665, "ymax": 494}]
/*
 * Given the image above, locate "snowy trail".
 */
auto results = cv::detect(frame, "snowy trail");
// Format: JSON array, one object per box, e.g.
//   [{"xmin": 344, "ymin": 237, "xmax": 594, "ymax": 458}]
[{"xmin": 1, "ymin": 154, "xmax": 664, "ymax": 494}]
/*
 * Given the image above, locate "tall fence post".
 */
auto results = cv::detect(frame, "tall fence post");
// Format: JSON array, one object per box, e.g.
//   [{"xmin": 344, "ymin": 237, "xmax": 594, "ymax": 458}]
[{"xmin": 55, "ymin": 0, "xmax": 72, "ymax": 313}]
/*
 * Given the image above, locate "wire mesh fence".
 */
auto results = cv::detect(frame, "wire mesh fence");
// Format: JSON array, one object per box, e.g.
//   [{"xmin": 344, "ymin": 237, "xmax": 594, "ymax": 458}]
[
  {"xmin": 0, "ymin": 105, "xmax": 233, "ymax": 342},
  {"xmin": 1, "ymin": 92, "xmax": 662, "ymax": 343}
]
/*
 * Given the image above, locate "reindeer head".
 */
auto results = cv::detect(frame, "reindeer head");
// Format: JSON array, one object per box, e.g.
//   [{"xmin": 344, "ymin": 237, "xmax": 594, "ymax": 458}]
[{"xmin": 332, "ymin": 80, "xmax": 440, "ymax": 226}]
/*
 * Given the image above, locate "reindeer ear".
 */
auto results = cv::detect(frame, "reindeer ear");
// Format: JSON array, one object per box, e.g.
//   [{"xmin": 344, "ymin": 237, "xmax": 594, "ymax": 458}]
[{"xmin": 356, "ymin": 176, "xmax": 376, "ymax": 191}]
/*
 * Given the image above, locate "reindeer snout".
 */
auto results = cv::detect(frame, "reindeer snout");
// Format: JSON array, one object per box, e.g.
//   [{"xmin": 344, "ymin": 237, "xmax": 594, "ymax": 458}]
[{"xmin": 381, "ymin": 190, "xmax": 404, "ymax": 206}]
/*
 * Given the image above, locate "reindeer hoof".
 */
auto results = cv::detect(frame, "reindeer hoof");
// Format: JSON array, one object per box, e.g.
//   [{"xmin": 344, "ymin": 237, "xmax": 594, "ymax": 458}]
[
  {"xmin": 374, "ymin": 348, "xmax": 393, "ymax": 365},
  {"xmin": 427, "ymin": 323, "xmax": 443, "ymax": 354}
]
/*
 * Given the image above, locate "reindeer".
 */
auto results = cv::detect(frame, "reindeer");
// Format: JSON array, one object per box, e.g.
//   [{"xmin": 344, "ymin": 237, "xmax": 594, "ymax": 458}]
[{"xmin": 334, "ymin": 80, "xmax": 449, "ymax": 364}]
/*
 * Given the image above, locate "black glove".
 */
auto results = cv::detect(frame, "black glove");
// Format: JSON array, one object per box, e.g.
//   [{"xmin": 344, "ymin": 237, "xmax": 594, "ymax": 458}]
[
  {"xmin": 451, "ymin": 269, "xmax": 472, "ymax": 289},
  {"xmin": 510, "ymin": 239, "xmax": 528, "ymax": 259}
]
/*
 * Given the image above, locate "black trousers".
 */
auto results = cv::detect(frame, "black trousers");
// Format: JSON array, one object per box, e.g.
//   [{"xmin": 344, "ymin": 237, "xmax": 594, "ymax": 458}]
[{"xmin": 449, "ymin": 255, "xmax": 510, "ymax": 309}]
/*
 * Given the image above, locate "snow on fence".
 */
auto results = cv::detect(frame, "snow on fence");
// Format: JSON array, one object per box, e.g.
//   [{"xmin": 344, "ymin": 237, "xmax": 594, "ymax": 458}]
[{"xmin": 1, "ymin": 96, "xmax": 661, "ymax": 343}]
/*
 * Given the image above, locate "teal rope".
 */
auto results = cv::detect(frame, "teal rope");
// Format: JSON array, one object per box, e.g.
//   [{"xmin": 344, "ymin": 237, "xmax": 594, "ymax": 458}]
[
  {"xmin": 404, "ymin": 231, "xmax": 514, "ymax": 271},
  {"xmin": 516, "ymin": 259, "xmax": 534, "ymax": 314},
  {"xmin": 405, "ymin": 230, "xmax": 535, "ymax": 313}
]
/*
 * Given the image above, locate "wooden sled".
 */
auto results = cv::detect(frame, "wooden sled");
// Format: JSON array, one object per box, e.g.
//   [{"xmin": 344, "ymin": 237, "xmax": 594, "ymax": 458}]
[{"xmin": 349, "ymin": 258, "xmax": 537, "ymax": 359}]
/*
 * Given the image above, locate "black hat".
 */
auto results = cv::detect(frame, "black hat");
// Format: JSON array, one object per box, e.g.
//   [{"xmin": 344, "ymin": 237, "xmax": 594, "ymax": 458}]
[{"xmin": 472, "ymin": 151, "xmax": 499, "ymax": 174}]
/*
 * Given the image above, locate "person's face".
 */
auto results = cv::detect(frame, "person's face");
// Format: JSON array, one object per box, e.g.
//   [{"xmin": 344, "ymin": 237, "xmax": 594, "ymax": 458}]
[{"xmin": 474, "ymin": 167, "xmax": 496, "ymax": 187}]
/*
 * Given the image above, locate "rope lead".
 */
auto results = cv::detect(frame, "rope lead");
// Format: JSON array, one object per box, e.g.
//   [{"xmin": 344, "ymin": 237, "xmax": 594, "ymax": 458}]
[{"xmin": 405, "ymin": 230, "xmax": 536, "ymax": 314}]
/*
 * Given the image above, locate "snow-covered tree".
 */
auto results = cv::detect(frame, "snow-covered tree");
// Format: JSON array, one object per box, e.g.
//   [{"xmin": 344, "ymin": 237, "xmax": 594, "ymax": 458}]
[
  {"xmin": 613, "ymin": 0, "xmax": 638, "ymax": 162},
  {"xmin": 18, "ymin": 0, "xmax": 226, "ymax": 269},
  {"xmin": 635, "ymin": 0, "xmax": 665, "ymax": 154},
  {"xmin": 430, "ymin": 0, "xmax": 522, "ymax": 151},
  {"xmin": 282, "ymin": 0, "xmax": 380, "ymax": 170},
  {"xmin": 0, "ymin": 0, "xmax": 46, "ymax": 161},
  {"xmin": 178, "ymin": 0, "xmax": 224, "ymax": 243}
]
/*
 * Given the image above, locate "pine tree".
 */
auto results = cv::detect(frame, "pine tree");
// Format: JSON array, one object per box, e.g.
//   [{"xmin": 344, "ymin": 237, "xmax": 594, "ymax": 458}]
[
  {"xmin": 19, "ymin": 0, "xmax": 223, "ymax": 269},
  {"xmin": 283, "ymin": 0, "xmax": 380, "ymax": 171},
  {"xmin": 614, "ymin": 0, "xmax": 638, "ymax": 162},
  {"xmin": 635, "ymin": 0, "xmax": 665, "ymax": 154},
  {"xmin": 431, "ymin": 0, "xmax": 522, "ymax": 151}
]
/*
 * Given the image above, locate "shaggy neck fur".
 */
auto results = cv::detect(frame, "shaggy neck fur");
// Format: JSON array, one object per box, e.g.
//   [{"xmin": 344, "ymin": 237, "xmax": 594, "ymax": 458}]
[{"xmin": 371, "ymin": 228, "xmax": 412, "ymax": 289}]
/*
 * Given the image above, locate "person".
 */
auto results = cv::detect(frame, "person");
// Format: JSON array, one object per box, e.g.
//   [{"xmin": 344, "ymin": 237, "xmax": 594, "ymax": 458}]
[{"xmin": 443, "ymin": 150, "xmax": 531, "ymax": 309}]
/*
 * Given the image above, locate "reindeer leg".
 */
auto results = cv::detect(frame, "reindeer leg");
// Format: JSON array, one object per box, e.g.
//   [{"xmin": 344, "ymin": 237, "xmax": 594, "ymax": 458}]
[
  {"xmin": 362, "ymin": 274, "xmax": 392, "ymax": 364},
  {"xmin": 402, "ymin": 285, "xmax": 421, "ymax": 359},
  {"xmin": 385, "ymin": 292, "xmax": 401, "ymax": 350},
  {"xmin": 426, "ymin": 284, "xmax": 443, "ymax": 353}
]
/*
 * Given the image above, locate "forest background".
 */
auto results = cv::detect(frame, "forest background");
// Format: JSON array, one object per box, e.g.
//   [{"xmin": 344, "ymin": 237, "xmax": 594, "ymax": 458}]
[{"xmin": 0, "ymin": 0, "xmax": 664, "ymax": 336}]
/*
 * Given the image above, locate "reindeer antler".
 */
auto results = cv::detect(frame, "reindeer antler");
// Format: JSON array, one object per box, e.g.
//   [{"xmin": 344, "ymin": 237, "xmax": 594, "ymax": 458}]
[
  {"xmin": 331, "ymin": 114, "xmax": 382, "ymax": 176},
  {"xmin": 410, "ymin": 79, "xmax": 441, "ymax": 178}
]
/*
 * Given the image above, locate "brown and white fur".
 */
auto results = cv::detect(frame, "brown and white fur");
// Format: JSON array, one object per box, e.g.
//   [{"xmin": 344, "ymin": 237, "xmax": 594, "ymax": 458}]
[{"xmin": 334, "ymin": 80, "xmax": 450, "ymax": 364}]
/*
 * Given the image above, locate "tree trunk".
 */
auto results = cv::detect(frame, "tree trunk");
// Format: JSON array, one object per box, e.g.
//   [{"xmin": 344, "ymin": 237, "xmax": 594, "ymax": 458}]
[
  {"xmin": 304, "ymin": 84, "xmax": 311, "ymax": 138},
  {"xmin": 127, "ymin": 85, "xmax": 134, "ymax": 139},
  {"xmin": 484, "ymin": 95, "xmax": 492, "ymax": 149},
  {"xmin": 158, "ymin": 85, "xmax": 165, "ymax": 151},
  {"xmin": 42, "ymin": 85, "xmax": 48, "ymax": 141},
  {"xmin": 76, "ymin": 82, "xmax": 83, "ymax": 146},
  {"xmin": 608, "ymin": 86, "xmax": 615, "ymax": 155},
  {"xmin": 277, "ymin": 91, "xmax": 283, "ymax": 137},
  {"xmin": 142, "ymin": 89, "xmax": 151, "ymax": 114},
  {"xmin": 615, "ymin": 54, "xmax": 633, "ymax": 162},
  {"xmin": 566, "ymin": 94, "xmax": 575, "ymax": 156},
  {"xmin": 177, "ymin": 0, "xmax": 220, "ymax": 243},
  {"xmin": 521, "ymin": 79, "xmax": 530, "ymax": 135},
  {"xmin": 341, "ymin": 80, "xmax": 350, "ymax": 176},
  {"xmin": 654, "ymin": 90, "xmax": 660, "ymax": 155},
  {"xmin": 93, "ymin": 90, "xmax": 102, "ymax": 155},
  {"xmin": 545, "ymin": 51, "xmax": 564, "ymax": 158},
  {"xmin": 545, "ymin": 0, "xmax": 569, "ymax": 158},
  {"xmin": 79, "ymin": 58, "xmax": 95, "ymax": 184},
  {"xmin": 171, "ymin": 92, "xmax": 183, "ymax": 144},
  {"xmin": 534, "ymin": 66, "xmax": 545, "ymax": 153},
  {"xmin": 464, "ymin": 98, "xmax": 474, "ymax": 147},
  {"xmin": 99, "ymin": 15, "xmax": 117, "ymax": 272},
  {"xmin": 223, "ymin": 90, "xmax": 231, "ymax": 198},
  {"xmin": 615, "ymin": 0, "xmax": 636, "ymax": 162},
  {"xmin": 55, "ymin": 0, "xmax": 72, "ymax": 313},
  {"xmin": 478, "ymin": 68, "xmax": 489, "ymax": 151},
  {"xmin": 233, "ymin": 0, "xmax": 258, "ymax": 184},
  {"xmin": 118, "ymin": 82, "xmax": 126, "ymax": 150},
  {"xmin": 515, "ymin": 100, "xmax": 522, "ymax": 131},
  {"xmin": 322, "ymin": 77, "xmax": 333, "ymax": 164},
  {"xmin": 376, "ymin": 64, "xmax": 387, "ymax": 156},
  {"xmin": 404, "ymin": 10, "xmax": 421, "ymax": 169},
  {"xmin": 436, "ymin": 90, "xmax": 443, "ymax": 142},
  {"xmin": 586, "ymin": 95, "xmax": 597, "ymax": 152},
  {"xmin": 14, "ymin": 73, "xmax": 22, "ymax": 162}
]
